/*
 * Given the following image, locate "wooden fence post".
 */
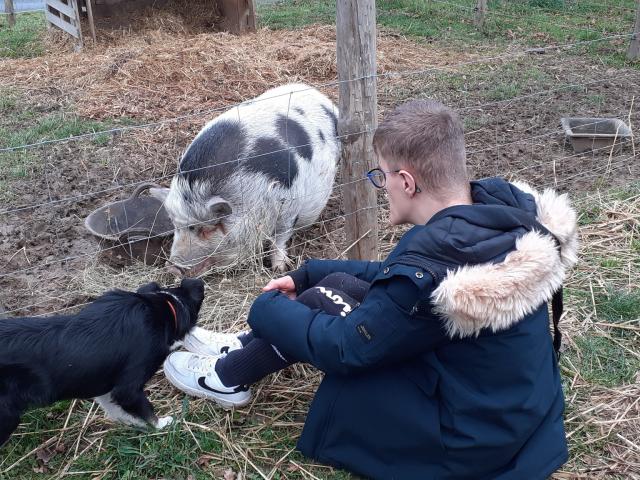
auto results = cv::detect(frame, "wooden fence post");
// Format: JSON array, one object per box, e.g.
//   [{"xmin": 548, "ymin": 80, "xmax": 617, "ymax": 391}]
[
  {"xmin": 336, "ymin": 0, "xmax": 379, "ymax": 261},
  {"xmin": 4, "ymin": 0, "xmax": 15, "ymax": 27},
  {"xmin": 628, "ymin": 0, "xmax": 640, "ymax": 61},
  {"xmin": 474, "ymin": 0, "xmax": 487, "ymax": 30}
]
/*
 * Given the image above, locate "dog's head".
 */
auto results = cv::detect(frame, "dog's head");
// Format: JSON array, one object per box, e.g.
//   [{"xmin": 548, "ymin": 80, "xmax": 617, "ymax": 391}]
[{"xmin": 137, "ymin": 278, "xmax": 205, "ymax": 340}]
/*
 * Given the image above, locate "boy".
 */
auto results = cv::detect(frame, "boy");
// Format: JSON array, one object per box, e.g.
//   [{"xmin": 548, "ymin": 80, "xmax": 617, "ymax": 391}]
[{"xmin": 164, "ymin": 100, "xmax": 577, "ymax": 479}]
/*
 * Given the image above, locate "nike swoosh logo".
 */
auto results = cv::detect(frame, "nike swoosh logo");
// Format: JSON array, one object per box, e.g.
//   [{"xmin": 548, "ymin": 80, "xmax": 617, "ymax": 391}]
[{"xmin": 197, "ymin": 376, "xmax": 247, "ymax": 394}]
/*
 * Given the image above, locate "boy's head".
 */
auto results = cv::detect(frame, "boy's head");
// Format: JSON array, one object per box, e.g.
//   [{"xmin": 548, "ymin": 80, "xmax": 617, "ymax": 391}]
[
  {"xmin": 372, "ymin": 99, "xmax": 470, "ymax": 225},
  {"xmin": 373, "ymin": 99, "xmax": 468, "ymax": 196}
]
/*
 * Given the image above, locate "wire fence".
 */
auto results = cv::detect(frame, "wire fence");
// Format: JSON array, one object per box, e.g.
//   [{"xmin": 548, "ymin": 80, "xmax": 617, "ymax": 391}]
[
  {"xmin": 1, "ymin": 3, "xmax": 639, "ymax": 318},
  {"xmin": 1, "ymin": 32, "xmax": 637, "ymax": 220}
]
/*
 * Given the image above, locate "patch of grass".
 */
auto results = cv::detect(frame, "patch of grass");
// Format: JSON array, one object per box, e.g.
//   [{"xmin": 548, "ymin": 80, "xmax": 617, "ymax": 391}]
[
  {"xmin": 577, "ymin": 205, "xmax": 603, "ymax": 226},
  {"xmin": 463, "ymin": 115, "xmax": 487, "ymax": 132},
  {"xmin": 381, "ymin": 61, "xmax": 555, "ymax": 111},
  {"xmin": 0, "ymin": 150, "xmax": 38, "ymax": 180},
  {"xmin": 526, "ymin": 0, "xmax": 565, "ymax": 8},
  {"xmin": 256, "ymin": 0, "xmax": 335, "ymax": 29},
  {"xmin": 0, "ymin": 114, "xmax": 123, "ymax": 185},
  {"xmin": 596, "ymin": 290, "xmax": 640, "ymax": 323},
  {"xmin": 0, "ymin": 88, "xmax": 18, "ymax": 113},
  {"xmin": 0, "ymin": 12, "xmax": 46, "ymax": 59},
  {"xmin": 611, "ymin": 181, "xmax": 640, "ymax": 201},
  {"xmin": 0, "ymin": 90, "xmax": 137, "ymax": 203},
  {"xmin": 0, "ymin": 412, "xmax": 223, "ymax": 479},
  {"xmin": 0, "ymin": 114, "xmax": 119, "ymax": 150},
  {"xmin": 568, "ymin": 335, "xmax": 640, "ymax": 387},
  {"xmin": 599, "ymin": 258, "xmax": 622, "ymax": 269},
  {"xmin": 587, "ymin": 94, "xmax": 606, "ymax": 107},
  {"xmin": 487, "ymin": 82, "xmax": 522, "ymax": 101},
  {"xmin": 0, "ymin": 398, "xmax": 357, "ymax": 480},
  {"xmin": 257, "ymin": 0, "xmax": 639, "ymax": 67}
]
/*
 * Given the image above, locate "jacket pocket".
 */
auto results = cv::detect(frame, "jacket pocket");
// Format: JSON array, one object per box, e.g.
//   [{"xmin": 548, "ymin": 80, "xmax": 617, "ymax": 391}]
[
  {"xmin": 345, "ymin": 299, "xmax": 399, "ymax": 358},
  {"xmin": 401, "ymin": 358, "xmax": 447, "ymax": 453}
]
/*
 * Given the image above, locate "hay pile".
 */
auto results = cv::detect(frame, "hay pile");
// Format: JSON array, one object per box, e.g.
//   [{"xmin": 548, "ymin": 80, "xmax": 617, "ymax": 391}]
[{"xmin": 0, "ymin": 23, "xmax": 476, "ymax": 121}]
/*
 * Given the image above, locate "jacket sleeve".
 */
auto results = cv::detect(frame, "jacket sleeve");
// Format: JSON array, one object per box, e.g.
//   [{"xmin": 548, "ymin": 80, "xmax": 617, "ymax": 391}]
[
  {"xmin": 289, "ymin": 259, "xmax": 382, "ymax": 294},
  {"xmin": 248, "ymin": 265, "xmax": 449, "ymax": 375}
]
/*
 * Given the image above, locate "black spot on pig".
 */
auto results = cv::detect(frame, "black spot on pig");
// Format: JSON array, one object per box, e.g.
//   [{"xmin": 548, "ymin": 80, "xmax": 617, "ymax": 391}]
[
  {"xmin": 318, "ymin": 130, "xmax": 325, "ymax": 142},
  {"xmin": 322, "ymin": 105, "xmax": 337, "ymax": 135},
  {"xmin": 276, "ymin": 115, "xmax": 312, "ymax": 162},
  {"xmin": 294, "ymin": 107, "xmax": 305, "ymax": 116},
  {"xmin": 179, "ymin": 120, "xmax": 247, "ymax": 188},
  {"xmin": 244, "ymin": 136, "xmax": 298, "ymax": 188}
]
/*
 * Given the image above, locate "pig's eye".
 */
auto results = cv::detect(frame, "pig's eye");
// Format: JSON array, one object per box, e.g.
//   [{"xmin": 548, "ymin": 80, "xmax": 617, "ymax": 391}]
[{"xmin": 188, "ymin": 226, "xmax": 196, "ymax": 232}]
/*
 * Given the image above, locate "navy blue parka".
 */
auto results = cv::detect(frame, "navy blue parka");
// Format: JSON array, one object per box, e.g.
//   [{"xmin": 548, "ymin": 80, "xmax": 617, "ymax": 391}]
[{"xmin": 247, "ymin": 178, "xmax": 577, "ymax": 479}]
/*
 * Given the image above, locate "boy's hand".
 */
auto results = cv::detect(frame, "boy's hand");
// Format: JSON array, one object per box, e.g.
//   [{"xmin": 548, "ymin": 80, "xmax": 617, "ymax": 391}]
[{"xmin": 262, "ymin": 275, "xmax": 297, "ymax": 300}]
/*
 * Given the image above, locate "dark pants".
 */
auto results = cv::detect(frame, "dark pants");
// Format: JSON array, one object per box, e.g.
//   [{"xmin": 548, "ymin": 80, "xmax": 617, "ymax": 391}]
[{"xmin": 216, "ymin": 273, "xmax": 370, "ymax": 387}]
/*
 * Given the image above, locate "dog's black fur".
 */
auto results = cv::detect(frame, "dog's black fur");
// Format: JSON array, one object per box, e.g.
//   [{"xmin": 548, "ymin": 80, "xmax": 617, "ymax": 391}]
[{"xmin": 0, "ymin": 278, "xmax": 205, "ymax": 447}]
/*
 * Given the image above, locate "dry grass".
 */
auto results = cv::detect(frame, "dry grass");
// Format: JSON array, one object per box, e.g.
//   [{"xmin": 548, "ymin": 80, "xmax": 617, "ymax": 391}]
[
  {"xmin": 0, "ymin": 20, "xmax": 478, "ymax": 122},
  {"xmin": 555, "ymin": 188, "xmax": 640, "ymax": 479},
  {"xmin": 3, "ymin": 188, "xmax": 638, "ymax": 479}
]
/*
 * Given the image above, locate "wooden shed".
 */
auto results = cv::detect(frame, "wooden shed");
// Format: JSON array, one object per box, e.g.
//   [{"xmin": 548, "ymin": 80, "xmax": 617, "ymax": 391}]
[{"xmin": 44, "ymin": 0, "xmax": 256, "ymax": 47}]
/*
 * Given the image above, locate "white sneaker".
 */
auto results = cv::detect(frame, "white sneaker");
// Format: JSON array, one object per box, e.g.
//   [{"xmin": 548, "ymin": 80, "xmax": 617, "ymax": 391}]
[
  {"xmin": 183, "ymin": 327, "xmax": 245, "ymax": 356},
  {"xmin": 163, "ymin": 352, "xmax": 251, "ymax": 409}
]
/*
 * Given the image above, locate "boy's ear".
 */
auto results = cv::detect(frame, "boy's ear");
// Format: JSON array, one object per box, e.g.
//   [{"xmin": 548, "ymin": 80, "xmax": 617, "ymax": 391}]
[{"xmin": 399, "ymin": 170, "xmax": 419, "ymax": 195}]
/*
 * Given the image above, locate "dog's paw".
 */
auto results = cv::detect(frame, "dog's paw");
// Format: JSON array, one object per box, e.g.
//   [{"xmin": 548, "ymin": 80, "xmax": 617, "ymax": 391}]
[{"xmin": 155, "ymin": 416, "xmax": 174, "ymax": 429}]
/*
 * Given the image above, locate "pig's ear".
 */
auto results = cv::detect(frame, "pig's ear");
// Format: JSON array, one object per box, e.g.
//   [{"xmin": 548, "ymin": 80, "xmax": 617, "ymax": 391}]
[
  {"xmin": 206, "ymin": 196, "xmax": 232, "ymax": 222},
  {"xmin": 149, "ymin": 187, "xmax": 170, "ymax": 202}
]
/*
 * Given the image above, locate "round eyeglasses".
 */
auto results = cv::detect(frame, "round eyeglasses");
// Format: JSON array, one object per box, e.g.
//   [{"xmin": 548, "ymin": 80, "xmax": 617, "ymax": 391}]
[{"xmin": 366, "ymin": 168, "xmax": 421, "ymax": 193}]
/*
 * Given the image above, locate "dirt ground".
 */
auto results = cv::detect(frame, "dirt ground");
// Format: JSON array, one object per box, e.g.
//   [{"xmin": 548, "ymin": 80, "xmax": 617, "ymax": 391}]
[{"xmin": 0, "ymin": 23, "xmax": 639, "ymax": 317}]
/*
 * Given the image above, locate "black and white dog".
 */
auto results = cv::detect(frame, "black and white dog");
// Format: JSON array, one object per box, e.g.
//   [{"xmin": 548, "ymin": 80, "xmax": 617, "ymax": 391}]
[{"xmin": 0, "ymin": 278, "xmax": 204, "ymax": 447}]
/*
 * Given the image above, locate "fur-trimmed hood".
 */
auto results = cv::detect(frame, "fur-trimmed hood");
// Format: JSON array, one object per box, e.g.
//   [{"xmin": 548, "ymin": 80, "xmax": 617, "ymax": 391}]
[{"xmin": 426, "ymin": 179, "xmax": 578, "ymax": 339}]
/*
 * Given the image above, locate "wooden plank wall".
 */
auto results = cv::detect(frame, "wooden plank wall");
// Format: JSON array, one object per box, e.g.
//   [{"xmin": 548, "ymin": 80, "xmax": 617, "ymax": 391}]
[{"xmin": 45, "ymin": 0, "xmax": 83, "ymax": 46}]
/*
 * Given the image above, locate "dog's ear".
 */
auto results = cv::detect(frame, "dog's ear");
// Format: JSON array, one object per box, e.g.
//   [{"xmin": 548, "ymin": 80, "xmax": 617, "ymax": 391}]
[
  {"xmin": 137, "ymin": 282, "xmax": 161, "ymax": 294},
  {"xmin": 180, "ymin": 278, "xmax": 205, "ymax": 304}
]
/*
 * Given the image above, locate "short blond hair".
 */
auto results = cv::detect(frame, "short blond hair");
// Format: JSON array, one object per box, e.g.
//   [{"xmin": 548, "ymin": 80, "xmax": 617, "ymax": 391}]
[{"xmin": 373, "ymin": 100, "xmax": 468, "ymax": 194}]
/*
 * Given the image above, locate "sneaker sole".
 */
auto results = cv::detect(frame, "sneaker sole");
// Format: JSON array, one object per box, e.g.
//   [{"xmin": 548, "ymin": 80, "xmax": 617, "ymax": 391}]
[{"xmin": 162, "ymin": 361, "xmax": 252, "ymax": 410}]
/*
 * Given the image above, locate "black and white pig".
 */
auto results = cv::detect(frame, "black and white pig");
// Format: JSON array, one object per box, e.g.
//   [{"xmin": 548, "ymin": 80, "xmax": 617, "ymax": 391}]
[{"xmin": 151, "ymin": 83, "xmax": 339, "ymax": 274}]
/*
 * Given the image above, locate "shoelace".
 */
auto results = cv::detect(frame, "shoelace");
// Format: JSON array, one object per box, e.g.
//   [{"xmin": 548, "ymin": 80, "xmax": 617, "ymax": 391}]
[{"xmin": 186, "ymin": 354, "xmax": 218, "ymax": 373}]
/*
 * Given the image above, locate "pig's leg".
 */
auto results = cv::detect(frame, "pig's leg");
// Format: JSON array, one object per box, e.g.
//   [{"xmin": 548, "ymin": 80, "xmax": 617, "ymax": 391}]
[
  {"xmin": 271, "ymin": 230, "xmax": 292, "ymax": 273},
  {"xmin": 271, "ymin": 213, "xmax": 299, "ymax": 272}
]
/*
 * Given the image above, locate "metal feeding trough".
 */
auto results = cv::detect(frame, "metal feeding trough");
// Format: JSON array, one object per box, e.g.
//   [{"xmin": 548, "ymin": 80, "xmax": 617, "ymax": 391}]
[
  {"xmin": 561, "ymin": 117, "xmax": 632, "ymax": 154},
  {"xmin": 85, "ymin": 183, "xmax": 174, "ymax": 267}
]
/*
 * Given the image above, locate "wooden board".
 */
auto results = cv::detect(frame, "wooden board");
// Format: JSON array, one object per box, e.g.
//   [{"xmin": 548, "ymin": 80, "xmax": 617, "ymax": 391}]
[
  {"xmin": 47, "ymin": 0, "xmax": 75, "ymax": 18},
  {"xmin": 45, "ymin": 0, "xmax": 83, "ymax": 47},
  {"xmin": 45, "ymin": 9, "xmax": 80, "ymax": 38}
]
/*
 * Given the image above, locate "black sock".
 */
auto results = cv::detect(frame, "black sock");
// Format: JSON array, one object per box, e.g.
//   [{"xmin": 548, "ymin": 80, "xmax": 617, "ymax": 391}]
[{"xmin": 215, "ymin": 338, "xmax": 291, "ymax": 387}]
